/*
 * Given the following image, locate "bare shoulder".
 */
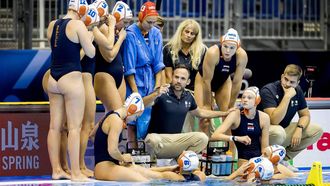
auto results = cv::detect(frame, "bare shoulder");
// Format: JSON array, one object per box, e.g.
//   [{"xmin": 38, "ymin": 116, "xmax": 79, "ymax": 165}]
[
  {"xmin": 68, "ymin": 19, "xmax": 85, "ymax": 28},
  {"xmin": 47, "ymin": 20, "xmax": 57, "ymax": 39},
  {"xmin": 205, "ymin": 44, "xmax": 220, "ymax": 65},
  {"xmin": 229, "ymin": 109, "xmax": 241, "ymax": 118},
  {"xmin": 207, "ymin": 44, "xmax": 220, "ymax": 55},
  {"xmin": 236, "ymin": 47, "xmax": 247, "ymax": 56},
  {"xmin": 258, "ymin": 110, "xmax": 270, "ymax": 121}
]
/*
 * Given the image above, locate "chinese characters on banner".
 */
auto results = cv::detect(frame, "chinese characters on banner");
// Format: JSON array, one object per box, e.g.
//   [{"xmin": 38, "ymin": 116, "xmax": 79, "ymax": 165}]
[{"xmin": 0, "ymin": 113, "xmax": 51, "ymax": 176}]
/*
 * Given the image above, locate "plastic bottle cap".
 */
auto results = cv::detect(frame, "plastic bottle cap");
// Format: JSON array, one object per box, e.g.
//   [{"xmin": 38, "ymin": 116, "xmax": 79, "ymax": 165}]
[{"xmin": 226, "ymin": 150, "xmax": 233, "ymax": 155}]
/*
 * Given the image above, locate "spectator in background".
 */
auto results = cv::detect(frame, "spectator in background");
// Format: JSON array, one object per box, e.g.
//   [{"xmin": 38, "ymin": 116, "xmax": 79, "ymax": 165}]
[
  {"xmin": 259, "ymin": 64, "xmax": 323, "ymax": 172},
  {"xmin": 123, "ymin": 2, "xmax": 163, "ymax": 144}
]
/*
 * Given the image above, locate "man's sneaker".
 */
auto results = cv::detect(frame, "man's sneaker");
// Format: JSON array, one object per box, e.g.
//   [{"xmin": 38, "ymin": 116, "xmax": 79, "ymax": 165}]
[{"xmin": 280, "ymin": 160, "xmax": 299, "ymax": 172}]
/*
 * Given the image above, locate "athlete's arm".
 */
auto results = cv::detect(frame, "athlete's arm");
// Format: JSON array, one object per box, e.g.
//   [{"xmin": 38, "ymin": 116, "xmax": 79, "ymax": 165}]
[
  {"xmin": 259, "ymin": 111, "xmax": 270, "ymax": 153},
  {"xmin": 229, "ymin": 47, "xmax": 247, "ymax": 108},
  {"xmin": 202, "ymin": 45, "xmax": 218, "ymax": 109},
  {"xmin": 76, "ymin": 20, "xmax": 95, "ymax": 58},
  {"xmin": 210, "ymin": 110, "xmax": 239, "ymax": 141}
]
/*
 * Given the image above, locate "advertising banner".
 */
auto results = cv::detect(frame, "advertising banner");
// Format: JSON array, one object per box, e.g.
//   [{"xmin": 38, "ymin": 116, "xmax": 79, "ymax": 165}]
[
  {"xmin": 293, "ymin": 109, "xmax": 330, "ymax": 169},
  {"xmin": 0, "ymin": 113, "xmax": 51, "ymax": 176}
]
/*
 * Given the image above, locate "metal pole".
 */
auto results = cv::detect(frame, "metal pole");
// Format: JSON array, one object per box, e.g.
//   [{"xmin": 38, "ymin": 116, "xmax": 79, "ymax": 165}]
[
  {"xmin": 17, "ymin": 0, "xmax": 23, "ymax": 49},
  {"xmin": 39, "ymin": 0, "xmax": 45, "ymax": 48},
  {"xmin": 24, "ymin": 0, "xmax": 33, "ymax": 49}
]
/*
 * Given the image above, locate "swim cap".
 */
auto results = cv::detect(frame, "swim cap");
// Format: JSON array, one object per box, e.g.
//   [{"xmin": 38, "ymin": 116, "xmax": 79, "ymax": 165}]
[
  {"xmin": 265, "ymin": 145, "xmax": 286, "ymax": 165},
  {"xmin": 92, "ymin": 0, "xmax": 109, "ymax": 17},
  {"xmin": 243, "ymin": 86, "xmax": 261, "ymax": 105},
  {"xmin": 112, "ymin": 1, "xmax": 133, "ymax": 23},
  {"xmin": 138, "ymin": 1, "xmax": 159, "ymax": 22},
  {"xmin": 221, "ymin": 28, "xmax": 240, "ymax": 47},
  {"xmin": 248, "ymin": 157, "xmax": 274, "ymax": 181},
  {"xmin": 68, "ymin": 0, "xmax": 88, "ymax": 17},
  {"xmin": 81, "ymin": 4, "xmax": 99, "ymax": 26},
  {"xmin": 124, "ymin": 92, "xmax": 144, "ymax": 121},
  {"xmin": 178, "ymin": 151, "xmax": 200, "ymax": 172}
]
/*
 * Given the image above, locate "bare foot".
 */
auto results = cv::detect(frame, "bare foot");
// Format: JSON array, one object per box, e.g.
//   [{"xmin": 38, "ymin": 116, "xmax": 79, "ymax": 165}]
[
  {"xmin": 71, "ymin": 173, "xmax": 90, "ymax": 182},
  {"xmin": 81, "ymin": 167, "xmax": 94, "ymax": 177},
  {"xmin": 63, "ymin": 167, "xmax": 71, "ymax": 175},
  {"xmin": 52, "ymin": 170, "xmax": 71, "ymax": 180}
]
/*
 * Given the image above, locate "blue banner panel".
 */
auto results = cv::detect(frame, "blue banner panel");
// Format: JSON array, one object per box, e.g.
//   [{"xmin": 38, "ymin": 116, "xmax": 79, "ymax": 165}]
[{"xmin": 0, "ymin": 50, "xmax": 50, "ymax": 102}]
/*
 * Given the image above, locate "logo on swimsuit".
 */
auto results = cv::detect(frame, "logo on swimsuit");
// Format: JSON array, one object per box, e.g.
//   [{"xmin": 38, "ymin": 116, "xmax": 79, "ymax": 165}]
[
  {"xmin": 222, "ymin": 65, "xmax": 230, "ymax": 72},
  {"xmin": 247, "ymin": 122, "xmax": 254, "ymax": 131}
]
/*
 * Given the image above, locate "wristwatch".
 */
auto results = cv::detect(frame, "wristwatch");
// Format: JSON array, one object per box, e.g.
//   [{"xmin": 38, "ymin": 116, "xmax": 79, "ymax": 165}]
[
  {"xmin": 231, "ymin": 136, "xmax": 237, "ymax": 142},
  {"xmin": 297, "ymin": 124, "xmax": 304, "ymax": 130}
]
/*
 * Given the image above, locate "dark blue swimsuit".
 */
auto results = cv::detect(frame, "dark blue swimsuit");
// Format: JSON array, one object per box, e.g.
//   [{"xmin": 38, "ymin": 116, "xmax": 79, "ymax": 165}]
[
  {"xmin": 81, "ymin": 42, "xmax": 96, "ymax": 75},
  {"xmin": 50, "ymin": 19, "xmax": 81, "ymax": 81},
  {"xmin": 94, "ymin": 38, "xmax": 124, "ymax": 88},
  {"xmin": 232, "ymin": 110, "xmax": 262, "ymax": 160},
  {"xmin": 94, "ymin": 110, "xmax": 122, "ymax": 165},
  {"xmin": 198, "ymin": 44, "xmax": 236, "ymax": 92}
]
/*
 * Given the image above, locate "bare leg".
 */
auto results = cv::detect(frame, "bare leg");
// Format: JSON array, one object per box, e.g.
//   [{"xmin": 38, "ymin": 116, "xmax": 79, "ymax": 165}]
[
  {"xmin": 60, "ymin": 127, "xmax": 70, "ymax": 174},
  {"xmin": 60, "ymin": 72, "xmax": 89, "ymax": 181},
  {"xmin": 94, "ymin": 73, "xmax": 124, "ymax": 112},
  {"xmin": 215, "ymin": 77, "xmax": 237, "ymax": 162},
  {"xmin": 80, "ymin": 73, "xmax": 95, "ymax": 177},
  {"xmin": 47, "ymin": 78, "xmax": 70, "ymax": 180},
  {"xmin": 95, "ymin": 162, "xmax": 149, "ymax": 181}
]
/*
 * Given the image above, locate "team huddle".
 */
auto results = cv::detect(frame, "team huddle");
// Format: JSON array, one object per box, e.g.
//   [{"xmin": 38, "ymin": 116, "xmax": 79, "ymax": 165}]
[{"xmin": 44, "ymin": 0, "xmax": 323, "ymax": 182}]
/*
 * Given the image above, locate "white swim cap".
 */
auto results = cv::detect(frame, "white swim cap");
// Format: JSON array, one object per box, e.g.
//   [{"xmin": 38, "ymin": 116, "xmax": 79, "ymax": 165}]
[
  {"xmin": 68, "ymin": 0, "xmax": 88, "ymax": 17},
  {"xmin": 248, "ymin": 157, "xmax": 274, "ymax": 180},
  {"xmin": 81, "ymin": 4, "xmax": 100, "ymax": 26},
  {"xmin": 178, "ymin": 151, "xmax": 200, "ymax": 172},
  {"xmin": 124, "ymin": 92, "xmax": 144, "ymax": 121},
  {"xmin": 92, "ymin": 0, "xmax": 109, "ymax": 17},
  {"xmin": 221, "ymin": 28, "xmax": 240, "ymax": 47},
  {"xmin": 243, "ymin": 86, "xmax": 261, "ymax": 105},
  {"xmin": 112, "ymin": 1, "xmax": 133, "ymax": 23},
  {"xmin": 265, "ymin": 145, "xmax": 286, "ymax": 165}
]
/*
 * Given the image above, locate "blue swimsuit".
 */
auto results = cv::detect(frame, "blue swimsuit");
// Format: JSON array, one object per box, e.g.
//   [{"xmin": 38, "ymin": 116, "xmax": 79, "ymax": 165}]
[
  {"xmin": 94, "ymin": 38, "xmax": 124, "ymax": 88},
  {"xmin": 50, "ymin": 19, "xmax": 81, "ymax": 81},
  {"xmin": 198, "ymin": 44, "xmax": 236, "ymax": 92},
  {"xmin": 232, "ymin": 110, "xmax": 262, "ymax": 160},
  {"xmin": 94, "ymin": 111, "xmax": 122, "ymax": 165}
]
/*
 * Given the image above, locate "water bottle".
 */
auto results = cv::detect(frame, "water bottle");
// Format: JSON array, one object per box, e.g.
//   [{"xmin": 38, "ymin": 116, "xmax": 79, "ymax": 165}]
[
  {"xmin": 225, "ymin": 150, "xmax": 233, "ymax": 175},
  {"xmin": 212, "ymin": 153, "xmax": 221, "ymax": 176},
  {"xmin": 219, "ymin": 154, "xmax": 227, "ymax": 175}
]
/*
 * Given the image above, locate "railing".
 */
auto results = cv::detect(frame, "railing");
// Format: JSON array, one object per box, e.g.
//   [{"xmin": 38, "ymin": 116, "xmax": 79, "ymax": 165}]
[{"xmin": 0, "ymin": 0, "xmax": 327, "ymax": 50}]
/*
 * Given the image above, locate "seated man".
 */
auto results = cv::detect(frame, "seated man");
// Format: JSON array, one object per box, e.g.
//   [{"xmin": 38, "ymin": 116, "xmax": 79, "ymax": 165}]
[
  {"xmin": 145, "ymin": 64, "xmax": 235, "ymax": 159},
  {"xmin": 259, "ymin": 64, "xmax": 323, "ymax": 171}
]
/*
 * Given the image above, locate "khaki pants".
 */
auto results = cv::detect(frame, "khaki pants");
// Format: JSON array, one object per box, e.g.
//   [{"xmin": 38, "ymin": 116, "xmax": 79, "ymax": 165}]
[
  {"xmin": 144, "ymin": 132, "xmax": 208, "ymax": 159},
  {"xmin": 269, "ymin": 122, "xmax": 323, "ymax": 160}
]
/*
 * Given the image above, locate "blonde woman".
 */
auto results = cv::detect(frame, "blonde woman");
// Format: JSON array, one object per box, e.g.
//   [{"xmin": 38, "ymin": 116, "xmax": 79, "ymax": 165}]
[{"xmin": 163, "ymin": 19, "xmax": 207, "ymax": 92}]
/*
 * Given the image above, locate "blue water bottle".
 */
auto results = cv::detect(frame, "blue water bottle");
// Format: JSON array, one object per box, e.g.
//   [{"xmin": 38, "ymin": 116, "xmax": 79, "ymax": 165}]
[
  {"xmin": 225, "ymin": 150, "xmax": 233, "ymax": 175},
  {"xmin": 211, "ymin": 153, "xmax": 221, "ymax": 176}
]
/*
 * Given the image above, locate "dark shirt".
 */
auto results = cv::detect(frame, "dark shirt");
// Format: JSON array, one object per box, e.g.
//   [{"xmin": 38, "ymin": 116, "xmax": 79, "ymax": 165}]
[
  {"xmin": 163, "ymin": 45, "xmax": 206, "ymax": 90},
  {"xmin": 232, "ymin": 110, "xmax": 262, "ymax": 160},
  {"xmin": 259, "ymin": 80, "xmax": 307, "ymax": 128},
  {"xmin": 148, "ymin": 86, "xmax": 197, "ymax": 134}
]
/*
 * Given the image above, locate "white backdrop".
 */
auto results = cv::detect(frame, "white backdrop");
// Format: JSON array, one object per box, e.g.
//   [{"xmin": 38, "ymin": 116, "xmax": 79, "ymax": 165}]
[{"xmin": 292, "ymin": 109, "xmax": 330, "ymax": 169}]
